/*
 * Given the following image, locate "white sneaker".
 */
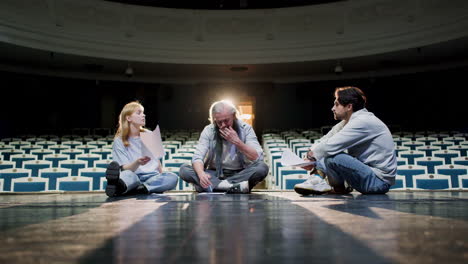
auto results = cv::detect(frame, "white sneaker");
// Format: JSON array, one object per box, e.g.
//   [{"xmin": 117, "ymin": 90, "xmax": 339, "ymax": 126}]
[
  {"xmin": 226, "ymin": 181, "xmax": 250, "ymax": 194},
  {"xmin": 294, "ymin": 175, "xmax": 332, "ymax": 195}
]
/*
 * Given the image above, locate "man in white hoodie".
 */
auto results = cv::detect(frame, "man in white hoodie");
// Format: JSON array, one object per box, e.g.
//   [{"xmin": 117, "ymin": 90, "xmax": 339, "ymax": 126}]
[{"xmin": 294, "ymin": 86, "xmax": 397, "ymax": 195}]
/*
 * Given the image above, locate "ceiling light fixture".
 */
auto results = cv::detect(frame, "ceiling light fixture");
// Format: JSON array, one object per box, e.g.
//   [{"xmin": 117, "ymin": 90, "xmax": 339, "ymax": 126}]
[
  {"xmin": 125, "ymin": 62, "xmax": 134, "ymax": 77},
  {"xmin": 334, "ymin": 61, "xmax": 343, "ymax": 74}
]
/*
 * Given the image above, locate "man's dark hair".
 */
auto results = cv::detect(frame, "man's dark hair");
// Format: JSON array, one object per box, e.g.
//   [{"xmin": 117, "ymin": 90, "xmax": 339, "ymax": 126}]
[{"xmin": 334, "ymin": 86, "xmax": 367, "ymax": 111}]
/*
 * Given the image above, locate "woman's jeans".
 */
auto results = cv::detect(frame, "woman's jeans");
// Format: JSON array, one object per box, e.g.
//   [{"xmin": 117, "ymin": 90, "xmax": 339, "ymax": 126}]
[{"xmin": 120, "ymin": 170, "xmax": 178, "ymax": 193}]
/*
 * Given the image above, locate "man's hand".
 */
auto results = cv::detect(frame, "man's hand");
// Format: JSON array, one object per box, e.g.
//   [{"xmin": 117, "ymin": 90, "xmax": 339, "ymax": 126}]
[
  {"xmin": 198, "ymin": 171, "xmax": 212, "ymax": 188},
  {"xmin": 301, "ymin": 163, "xmax": 316, "ymax": 171},
  {"xmin": 219, "ymin": 127, "xmax": 241, "ymax": 145},
  {"xmin": 301, "ymin": 150, "xmax": 316, "ymax": 171}
]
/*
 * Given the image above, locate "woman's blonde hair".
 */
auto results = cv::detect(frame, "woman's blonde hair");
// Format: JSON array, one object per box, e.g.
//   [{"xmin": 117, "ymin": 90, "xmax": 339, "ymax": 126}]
[{"xmin": 115, "ymin": 101, "xmax": 146, "ymax": 147}]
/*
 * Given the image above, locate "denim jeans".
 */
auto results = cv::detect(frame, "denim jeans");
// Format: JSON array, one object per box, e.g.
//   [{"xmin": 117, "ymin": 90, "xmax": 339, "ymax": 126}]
[
  {"xmin": 320, "ymin": 153, "xmax": 391, "ymax": 194},
  {"xmin": 120, "ymin": 170, "xmax": 178, "ymax": 193}
]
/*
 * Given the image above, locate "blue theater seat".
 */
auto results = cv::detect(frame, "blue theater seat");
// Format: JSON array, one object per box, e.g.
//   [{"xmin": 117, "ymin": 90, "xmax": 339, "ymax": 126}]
[
  {"xmin": 94, "ymin": 159, "xmax": 112, "ymax": 169},
  {"xmin": 30, "ymin": 149, "xmax": 54, "ymax": 160},
  {"xmin": 459, "ymin": 175, "xmax": 468, "ymax": 189},
  {"xmin": 61, "ymin": 140, "xmax": 83, "ymax": 149},
  {"xmin": 90, "ymin": 148, "xmax": 112, "ymax": 159},
  {"xmin": 282, "ymin": 173, "xmax": 310, "ymax": 190},
  {"xmin": 1, "ymin": 149, "xmax": 24, "ymax": 161},
  {"xmin": 49, "ymin": 145, "xmax": 70, "ymax": 154},
  {"xmin": 12, "ymin": 177, "xmax": 48, "ymax": 192},
  {"xmin": 23, "ymin": 160, "xmax": 52, "ymax": 177},
  {"xmin": 164, "ymin": 159, "xmax": 187, "ymax": 169},
  {"xmin": 164, "ymin": 140, "xmax": 182, "ymax": 149},
  {"xmin": 394, "ymin": 146, "xmax": 410, "ymax": 156},
  {"xmin": 415, "ymin": 136, "xmax": 438, "ymax": 146},
  {"xmin": 414, "ymin": 157, "xmax": 444, "ymax": 174},
  {"xmin": 171, "ymin": 153, "xmax": 193, "ymax": 161},
  {"xmin": 43, "ymin": 153, "xmax": 69, "ymax": 167},
  {"xmin": 296, "ymin": 146, "xmax": 311, "ymax": 160},
  {"xmin": 416, "ymin": 145, "xmax": 442, "ymax": 156},
  {"xmin": 396, "ymin": 165, "xmax": 427, "ymax": 189},
  {"xmin": 399, "ymin": 150, "xmax": 425, "ymax": 165},
  {"xmin": 40, "ymin": 168, "xmax": 72, "ymax": 191},
  {"xmin": 433, "ymin": 150, "xmax": 460, "ymax": 164},
  {"xmin": 402, "ymin": 141, "xmax": 425, "ymax": 151},
  {"xmin": 447, "ymin": 145, "xmax": 468, "ymax": 157},
  {"xmin": 432, "ymin": 141, "xmax": 454, "ymax": 150},
  {"xmin": 59, "ymin": 159, "xmax": 87, "ymax": 175},
  {"xmin": 163, "ymin": 144, "xmax": 178, "ymax": 154},
  {"xmin": 390, "ymin": 175, "xmax": 406, "ymax": 190},
  {"xmin": 9, "ymin": 141, "xmax": 31, "ymax": 150},
  {"xmin": 61, "ymin": 149, "xmax": 84, "ymax": 159},
  {"xmin": 435, "ymin": 164, "xmax": 468, "ymax": 189},
  {"xmin": 453, "ymin": 157, "xmax": 468, "ymax": 166},
  {"xmin": 443, "ymin": 136, "xmax": 465, "ymax": 145},
  {"xmin": 10, "ymin": 154, "xmax": 36, "ymax": 168},
  {"xmin": 0, "ymin": 160, "xmax": 15, "ymax": 170},
  {"xmin": 57, "ymin": 176, "xmax": 91, "ymax": 191},
  {"xmin": 76, "ymin": 153, "xmax": 101, "ymax": 167},
  {"xmin": 279, "ymin": 168, "xmax": 308, "ymax": 189},
  {"xmin": 80, "ymin": 167, "xmax": 106, "ymax": 191},
  {"xmin": 393, "ymin": 137, "xmax": 411, "ymax": 146},
  {"xmin": 35, "ymin": 141, "xmax": 58, "ymax": 149},
  {"xmin": 87, "ymin": 140, "xmax": 108, "ymax": 149},
  {"xmin": 397, "ymin": 157, "xmax": 408, "ymax": 166},
  {"xmin": 0, "ymin": 168, "xmax": 30, "ymax": 192},
  {"xmin": 76, "ymin": 144, "xmax": 98, "ymax": 154},
  {"xmin": 20, "ymin": 145, "xmax": 41, "ymax": 154},
  {"xmin": 413, "ymin": 174, "xmax": 451, "ymax": 190},
  {"xmin": 175, "ymin": 147, "xmax": 196, "ymax": 154}
]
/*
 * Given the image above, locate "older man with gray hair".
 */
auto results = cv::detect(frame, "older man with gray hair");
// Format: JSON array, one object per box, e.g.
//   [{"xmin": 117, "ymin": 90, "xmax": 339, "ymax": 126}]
[{"xmin": 179, "ymin": 100, "xmax": 268, "ymax": 193}]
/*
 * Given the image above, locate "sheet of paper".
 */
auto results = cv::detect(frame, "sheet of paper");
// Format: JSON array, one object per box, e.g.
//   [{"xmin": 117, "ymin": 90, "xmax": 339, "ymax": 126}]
[
  {"xmin": 140, "ymin": 125, "xmax": 165, "ymax": 159},
  {"xmin": 280, "ymin": 148, "xmax": 316, "ymax": 167}
]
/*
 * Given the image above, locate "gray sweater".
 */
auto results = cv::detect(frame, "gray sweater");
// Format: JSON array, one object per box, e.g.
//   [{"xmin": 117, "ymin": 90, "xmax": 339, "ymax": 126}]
[{"xmin": 313, "ymin": 109, "xmax": 397, "ymax": 185}]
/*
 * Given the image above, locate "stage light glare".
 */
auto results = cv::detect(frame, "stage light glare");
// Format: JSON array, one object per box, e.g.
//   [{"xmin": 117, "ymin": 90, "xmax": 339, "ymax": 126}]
[
  {"xmin": 240, "ymin": 114, "xmax": 252, "ymax": 120},
  {"xmin": 221, "ymin": 98, "xmax": 235, "ymax": 106}
]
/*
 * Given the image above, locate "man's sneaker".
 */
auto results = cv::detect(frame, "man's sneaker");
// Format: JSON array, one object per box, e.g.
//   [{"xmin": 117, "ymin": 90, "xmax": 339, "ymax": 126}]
[
  {"xmin": 226, "ymin": 181, "xmax": 250, "ymax": 194},
  {"xmin": 329, "ymin": 181, "xmax": 353, "ymax": 194},
  {"xmin": 105, "ymin": 161, "xmax": 124, "ymax": 197},
  {"xmin": 294, "ymin": 175, "xmax": 332, "ymax": 195}
]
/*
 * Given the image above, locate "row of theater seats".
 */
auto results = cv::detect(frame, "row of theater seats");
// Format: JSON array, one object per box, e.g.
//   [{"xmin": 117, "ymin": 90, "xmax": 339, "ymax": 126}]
[
  {"xmin": 0, "ymin": 132, "xmax": 200, "ymax": 192},
  {"xmin": 262, "ymin": 130, "xmax": 468, "ymax": 191},
  {"xmin": 2, "ymin": 129, "xmax": 468, "ymax": 193}
]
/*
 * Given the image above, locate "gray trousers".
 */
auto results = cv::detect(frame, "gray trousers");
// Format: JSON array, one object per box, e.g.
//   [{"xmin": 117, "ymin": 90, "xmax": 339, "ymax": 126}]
[{"xmin": 179, "ymin": 161, "xmax": 269, "ymax": 192}]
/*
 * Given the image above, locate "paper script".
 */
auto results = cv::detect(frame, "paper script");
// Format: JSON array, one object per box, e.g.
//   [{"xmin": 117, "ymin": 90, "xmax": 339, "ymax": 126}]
[
  {"xmin": 140, "ymin": 125, "xmax": 165, "ymax": 159},
  {"xmin": 280, "ymin": 148, "xmax": 316, "ymax": 167}
]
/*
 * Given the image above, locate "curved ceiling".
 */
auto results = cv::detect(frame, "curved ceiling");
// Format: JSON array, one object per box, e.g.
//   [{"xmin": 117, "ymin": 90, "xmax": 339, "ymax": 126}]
[
  {"xmin": 1, "ymin": 0, "xmax": 468, "ymax": 83},
  {"xmin": 1, "ymin": 35, "xmax": 468, "ymax": 84},
  {"xmin": 106, "ymin": 0, "xmax": 343, "ymax": 10}
]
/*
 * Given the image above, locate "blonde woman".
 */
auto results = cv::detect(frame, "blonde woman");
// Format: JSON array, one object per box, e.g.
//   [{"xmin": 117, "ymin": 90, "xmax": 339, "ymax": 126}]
[{"xmin": 105, "ymin": 101, "xmax": 178, "ymax": 197}]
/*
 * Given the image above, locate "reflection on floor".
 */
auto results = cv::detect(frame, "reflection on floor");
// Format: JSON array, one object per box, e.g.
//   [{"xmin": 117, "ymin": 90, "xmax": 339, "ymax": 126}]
[{"xmin": 0, "ymin": 191, "xmax": 467, "ymax": 263}]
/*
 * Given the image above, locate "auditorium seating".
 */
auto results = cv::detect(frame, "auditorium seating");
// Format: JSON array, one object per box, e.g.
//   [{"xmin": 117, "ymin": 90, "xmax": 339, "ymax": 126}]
[{"xmin": 0, "ymin": 129, "xmax": 467, "ymax": 192}]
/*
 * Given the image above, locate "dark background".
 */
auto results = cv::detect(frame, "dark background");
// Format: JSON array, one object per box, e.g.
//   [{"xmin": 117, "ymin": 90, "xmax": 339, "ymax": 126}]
[{"xmin": 1, "ymin": 66, "xmax": 466, "ymax": 138}]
